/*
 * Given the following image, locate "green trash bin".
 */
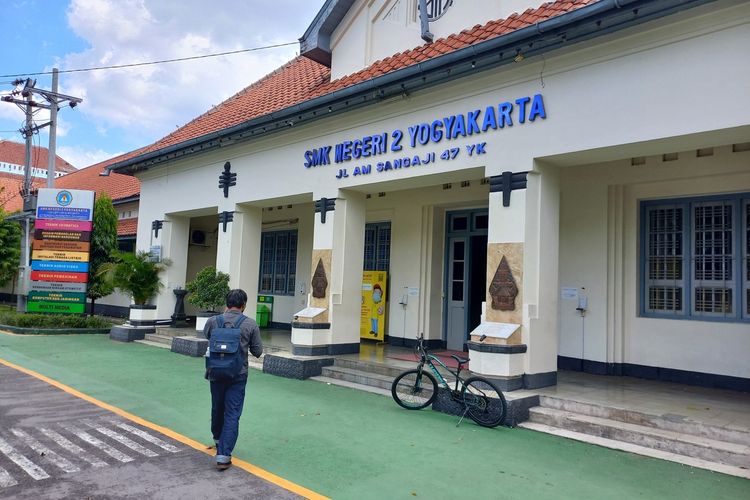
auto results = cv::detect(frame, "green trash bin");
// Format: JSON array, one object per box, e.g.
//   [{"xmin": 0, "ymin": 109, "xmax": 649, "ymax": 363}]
[{"xmin": 256, "ymin": 304, "xmax": 270, "ymax": 328}]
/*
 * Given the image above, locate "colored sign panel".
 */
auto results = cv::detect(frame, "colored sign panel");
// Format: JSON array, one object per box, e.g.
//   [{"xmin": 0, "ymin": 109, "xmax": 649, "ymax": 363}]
[
  {"xmin": 35, "ymin": 219, "xmax": 93, "ymax": 231},
  {"xmin": 360, "ymin": 271, "xmax": 387, "ymax": 341},
  {"xmin": 33, "ymin": 239, "xmax": 91, "ymax": 252},
  {"xmin": 27, "ymin": 301, "xmax": 86, "ymax": 314},
  {"xmin": 31, "ymin": 250, "xmax": 90, "ymax": 263},
  {"xmin": 31, "ymin": 261, "xmax": 89, "ymax": 273},
  {"xmin": 28, "ymin": 291, "xmax": 86, "ymax": 304},
  {"xmin": 34, "ymin": 229, "xmax": 91, "ymax": 242},
  {"xmin": 36, "ymin": 188, "xmax": 95, "ymax": 221},
  {"xmin": 30, "ymin": 271, "xmax": 89, "ymax": 283},
  {"xmin": 30, "ymin": 281, "xmax": 87, "ymax": 293},
  {"xmin": 36, "ymin": 206, "xmax": 91, "ymax": 221}
]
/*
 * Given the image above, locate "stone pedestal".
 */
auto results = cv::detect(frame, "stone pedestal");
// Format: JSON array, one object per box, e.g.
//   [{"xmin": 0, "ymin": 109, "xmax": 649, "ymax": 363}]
[
  {"xmin": 171, "ymin": 289, "xmax": 188, "ymax": 327},
  {"xmin": 171, "ymin": 336, "xmax": 208, "ymax": 357},
  {"xmin": 129, "ymin": 304, "xmax": 157, "ymax": 327},
  {"xmin": 110, "ymin": 325, "xmax": 155, "ymax": 342}
]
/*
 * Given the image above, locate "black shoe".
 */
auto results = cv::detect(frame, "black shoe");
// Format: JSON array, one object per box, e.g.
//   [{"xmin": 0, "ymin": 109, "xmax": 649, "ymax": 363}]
[{"xmin": 216, "ymin": 461, "xmax": 232, "ymax": 470}]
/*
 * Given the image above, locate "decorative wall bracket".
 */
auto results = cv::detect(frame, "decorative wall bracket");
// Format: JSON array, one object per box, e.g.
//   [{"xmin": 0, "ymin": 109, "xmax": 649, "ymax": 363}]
[
  {"xmin": 489, "ymin": 256, "xmax": 519, "ymax": 311},
  {"xmin": 314, "ymin": 197, "xmax": 336, "ymax": 224},
  {"xmin": 218, "ymin": 161, "xmax": 237, "ymax": 198},
  {"xmin": 311, "ymin": 258, "xmax": 328, "ymax": 298},
  {"xmin": 218, "ymin": 211, "xmax": 235, "ymax": 233},
  {"xmin": 151, "ymin": 219, "xmax": 164, "ymax": 238},
  {"xmin": 489, "ymin": 171, "xmax": 528, "ymax": 207}
]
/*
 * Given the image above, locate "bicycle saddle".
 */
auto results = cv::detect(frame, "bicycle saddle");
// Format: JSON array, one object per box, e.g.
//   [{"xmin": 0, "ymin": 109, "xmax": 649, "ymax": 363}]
[{"xmin": 450, "ymin": 354, "xmax": 470, "ymax": 365}]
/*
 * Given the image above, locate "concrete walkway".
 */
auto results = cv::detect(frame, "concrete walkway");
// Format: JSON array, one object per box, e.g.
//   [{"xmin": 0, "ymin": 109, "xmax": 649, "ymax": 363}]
[{"xmin": 1, "ymin": 332, "xmax": 748, "ymax": 499}]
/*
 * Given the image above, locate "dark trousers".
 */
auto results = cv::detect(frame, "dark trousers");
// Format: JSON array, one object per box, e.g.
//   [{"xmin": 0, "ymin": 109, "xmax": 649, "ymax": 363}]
[{"xmin": 210, "ymin": 374, "xmax": 248, "ymax": 463}]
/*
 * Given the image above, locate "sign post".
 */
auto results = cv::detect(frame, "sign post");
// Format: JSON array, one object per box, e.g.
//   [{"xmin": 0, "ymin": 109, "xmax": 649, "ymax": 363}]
[{"xmin": 29, "ymin": 188, "xmax": 95, "ymax": 314}]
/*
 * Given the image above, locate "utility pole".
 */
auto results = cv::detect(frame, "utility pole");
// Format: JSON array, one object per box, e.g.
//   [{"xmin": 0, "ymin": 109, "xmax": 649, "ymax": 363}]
[
  {"xmin": 0, "ymin": 71, "xmax": 82, "ymax": 311},
  {"xmin": 47, "ymin": 68, "xmax": 59, "ymax": 187}
]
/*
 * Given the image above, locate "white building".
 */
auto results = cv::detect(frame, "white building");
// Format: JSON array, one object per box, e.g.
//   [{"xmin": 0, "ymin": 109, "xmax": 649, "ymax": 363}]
[{"xmin": 109, "ymin": 0, "xmax": 750, "ymax": 391}]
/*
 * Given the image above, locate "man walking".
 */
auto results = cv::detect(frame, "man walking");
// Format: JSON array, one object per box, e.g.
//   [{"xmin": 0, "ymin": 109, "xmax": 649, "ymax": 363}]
[{"xmin": 204, "ymin": 289, "xmax": 263, "ymax": 470}]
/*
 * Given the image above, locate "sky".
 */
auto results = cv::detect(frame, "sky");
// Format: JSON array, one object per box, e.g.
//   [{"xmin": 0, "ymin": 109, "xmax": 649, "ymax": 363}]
[{"xmin": 0, "ymin": 0, "xmax": 325, "ymax": 169}]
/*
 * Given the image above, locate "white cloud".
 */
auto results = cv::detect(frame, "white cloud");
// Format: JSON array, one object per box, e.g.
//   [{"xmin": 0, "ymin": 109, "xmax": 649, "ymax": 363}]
[
  {"xmin": 59, "ymin": 0, "xmax": 324, "ymax": 144},
  {"xmin": 57, "ymin": 145, "xmax": 123, "ymax": 169}
]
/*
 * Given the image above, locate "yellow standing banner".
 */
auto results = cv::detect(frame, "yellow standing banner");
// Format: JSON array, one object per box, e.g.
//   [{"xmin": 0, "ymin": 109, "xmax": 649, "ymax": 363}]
[{"xmin": 361, "ymin": 271, "xmax": 387, "ymax": 341}]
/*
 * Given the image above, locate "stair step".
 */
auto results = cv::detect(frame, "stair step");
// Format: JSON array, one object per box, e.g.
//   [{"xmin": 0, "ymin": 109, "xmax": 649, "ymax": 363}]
[
  {"xmin": 320, "ymin": 365, "xmax": 395, "ymax": 391},
  {"xmin": 332, "ymin": 358, "xmax": 405, "ymax": 377},
  {"xmin": 309, "ymin": 375, "xmax": 392, "ymax": 397},
  {"xmin": 333, "ymin": 357, "xmax": 455, "ymax": 379},
  {"xmin": 134, "ymin": 339, "xmax": 171, "ymax": 349},
  {"xmin": 143, "ymin": 334, "xmax": 174, "ymax": 346},
  {"xmin": 528, "ymin": 406, "xmax": 750, "ymax": 468},
  {"xmin": 539, "ymin": 395, "xmax": 750, "ymax": 446},
  {"xmin": 518, "ymin": 422, "xmax": 750, "ymax": 480}
]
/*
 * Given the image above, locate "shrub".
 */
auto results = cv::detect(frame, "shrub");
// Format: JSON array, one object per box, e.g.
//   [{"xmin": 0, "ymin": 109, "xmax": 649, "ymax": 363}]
[
  {"xmin": 0, "ymin": 312, "xmax": 114, "ymax": 329},
  {"xmin": 185, "ymin": 266, "xmax": 230, "ymax": 312}
]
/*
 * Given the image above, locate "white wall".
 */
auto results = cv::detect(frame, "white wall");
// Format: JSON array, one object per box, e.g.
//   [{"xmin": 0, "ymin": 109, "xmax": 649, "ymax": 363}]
[{"xmin": 559, "ymin": 145, "xmax": 750, "ymax": 378}]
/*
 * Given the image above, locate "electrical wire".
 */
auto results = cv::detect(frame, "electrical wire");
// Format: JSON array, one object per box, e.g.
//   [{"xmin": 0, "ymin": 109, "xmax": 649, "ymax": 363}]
[{"xmin": 0, "ymin": 41, "xmax": 298, "ymax": 78}]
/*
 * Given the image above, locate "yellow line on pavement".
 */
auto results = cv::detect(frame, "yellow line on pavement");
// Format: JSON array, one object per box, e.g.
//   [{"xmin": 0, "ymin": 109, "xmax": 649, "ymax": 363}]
[{"xmin": 0, "ymin": 356, "xmax": 329, "ymax": 500}]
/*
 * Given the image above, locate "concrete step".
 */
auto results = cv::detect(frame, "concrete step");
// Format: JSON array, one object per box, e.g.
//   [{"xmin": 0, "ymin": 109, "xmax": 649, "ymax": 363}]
[
  {"xmin": 309, "ymin": 375, "xmax": 392, "ymax": 397},
  {"xmin": 528, "ymin": 406, "xmax": 750, "ymax": 468},
  {"xmin": 143, "ymin": 334, "xmax": 174, "ymax": 346},
  {"xmin": 539, "ymin": 395, "xmax": 750, "ymax": 446},
  {"xmin": 333, "ymin": 357, "xmax": 456, "ymax": 381},
  {"xmin": 320, "ymin": 365, "xmax": 395, "ymax": 391},
  {"xmin": 332, "ymin": 358, "xmax": 405, "ymax": 378},
  {"xmin": 519, "ymin": 422, "xmax": 750, "ymax": 480},
  {"xmin": 133, "ymin": 339, "xmax": 170, "ymax": 349}
]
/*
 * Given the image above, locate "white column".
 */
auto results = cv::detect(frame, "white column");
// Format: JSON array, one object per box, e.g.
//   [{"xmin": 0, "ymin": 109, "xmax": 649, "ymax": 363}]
[
  {"xmin": 523, "ymin": 165, "xmax": 560, "ymax": 383},
  {"xmin": 155, "ymin": 214, "xmax": 190, "ymax": 319},
  {"xmin": 468, "ymin": 165, "xmax": 560, "ymax": 390},
  {"xmin": 292, "ymin": 189, "xmax": 365, "ymax": 355},
  {"xmin": 215, "ymin": 205, "xmax": 262, "ymax": 314}
]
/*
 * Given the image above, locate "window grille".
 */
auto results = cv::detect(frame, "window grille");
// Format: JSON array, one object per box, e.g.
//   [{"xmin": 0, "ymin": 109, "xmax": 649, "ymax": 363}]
[
  {"xmin": 259, "ymin": 230, "xmax": 297, "ymax": 296},
  {"xmin": 641, "ymin": 194, "xmax": 749, "ymax": 322}
]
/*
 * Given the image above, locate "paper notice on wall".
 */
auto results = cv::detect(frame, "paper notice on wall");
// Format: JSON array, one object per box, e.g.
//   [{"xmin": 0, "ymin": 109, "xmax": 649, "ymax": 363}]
[{"xmin": 561, "ymin": 287, "xmax": 578, "ymax": 300}]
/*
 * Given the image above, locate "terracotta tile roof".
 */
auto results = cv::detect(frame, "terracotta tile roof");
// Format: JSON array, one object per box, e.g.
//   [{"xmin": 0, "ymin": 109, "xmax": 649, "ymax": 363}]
[
  {"xmin": 141, "ymin": 58, "xmax": 330, "ymax": 154},
  {"xmin": 136, "ymin": 0, "xmax": 592, "ymax": 156},
  {"xmin": 1, "ymin": 148, "xmax": 143, "ymax": 213},
  {"xmin": 0, "ymin": 140, "xmax": 77, "ymax": 173},
  {"xmin": 56, "ymin": 149, "xmax": 144, "ymax": 202},
  {"xmin": 117, "ymin": 217, "xmax": 138, "ymax": 237},
  {"xmin": 0, "ymin": 172, "xmax": 45, "ymax": 213}
]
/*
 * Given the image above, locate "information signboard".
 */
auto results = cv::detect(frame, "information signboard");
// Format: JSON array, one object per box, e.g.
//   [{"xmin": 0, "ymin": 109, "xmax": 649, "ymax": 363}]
[{"xmin": 29, "ymin": 188, "xmax": 95, "ymax": 314}]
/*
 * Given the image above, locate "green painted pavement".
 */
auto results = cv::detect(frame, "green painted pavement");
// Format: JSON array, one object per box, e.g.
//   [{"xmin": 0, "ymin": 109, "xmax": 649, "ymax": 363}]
[{"xmin": 0, "ymin": 334, "xmax": 747, "ymax": 500}]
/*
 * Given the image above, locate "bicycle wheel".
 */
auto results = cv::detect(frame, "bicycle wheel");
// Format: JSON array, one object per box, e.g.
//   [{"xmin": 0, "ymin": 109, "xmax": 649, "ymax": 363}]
[
  {"xmin": 391, "ymin": 369, "xmax": 438, "ymax": 410},
  {"xmin": 461, "ymin": 376, "xmax": 507, "ymax": 427}
]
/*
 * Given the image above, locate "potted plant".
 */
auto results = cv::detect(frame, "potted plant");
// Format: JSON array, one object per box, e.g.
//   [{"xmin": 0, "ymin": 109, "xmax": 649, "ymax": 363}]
[
  {"xmin": 100, "ymin": 250, "xmax": 170, "ymax": 326},
  {"xmin": 185, "ymin": 266, "xmax": 230, "ymax": 331}
]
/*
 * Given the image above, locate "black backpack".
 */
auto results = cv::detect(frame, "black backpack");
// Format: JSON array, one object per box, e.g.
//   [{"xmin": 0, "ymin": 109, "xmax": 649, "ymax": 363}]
[{"xmin": 206, "ymin": 314, "xmax": 246, "ymax": 381}]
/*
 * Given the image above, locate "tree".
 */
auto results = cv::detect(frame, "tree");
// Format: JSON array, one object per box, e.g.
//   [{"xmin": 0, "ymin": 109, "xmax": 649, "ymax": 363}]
[
  {"xmin": 100, "ymin": 251, "xmax": 170, "ymax": 305},
  {"xmin": 0, "ymin": 209, "xmax": 22, "ymax": 289},
  {"xmin": 87, "ymin": 194, "xmax": 118, "ymax": 315}
]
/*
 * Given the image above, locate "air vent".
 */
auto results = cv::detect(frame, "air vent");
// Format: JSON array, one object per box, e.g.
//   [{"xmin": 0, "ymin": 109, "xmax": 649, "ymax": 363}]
[{"xmin": 190, "ymin": 230, "xmax": 207, "ymax": 246}]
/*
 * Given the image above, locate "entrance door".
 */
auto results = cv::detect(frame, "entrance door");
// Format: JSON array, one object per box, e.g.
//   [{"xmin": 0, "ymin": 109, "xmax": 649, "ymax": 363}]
[
  {"xmin": 446, "ymin": 237, "xmax": 467, "ymax": 350},
  {"xmin": 445, "ymin": 210, "xmax": 488, "ymax": 350}
]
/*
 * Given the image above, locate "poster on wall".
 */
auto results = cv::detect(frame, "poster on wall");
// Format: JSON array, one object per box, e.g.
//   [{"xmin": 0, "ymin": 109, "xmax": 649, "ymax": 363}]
[
  {"xmin": 361, "ymin": 271, "xmax": 387, "ymax": 341},
  {"xmin": 29, "ymin": 188, "xmax": 95, "ymax": 314}
]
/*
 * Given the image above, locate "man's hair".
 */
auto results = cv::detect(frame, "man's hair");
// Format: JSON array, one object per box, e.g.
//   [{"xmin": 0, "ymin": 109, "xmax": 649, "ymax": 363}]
[{"xmin": 226, "ymin": 289, "xmax": 248, "ymax": 309}]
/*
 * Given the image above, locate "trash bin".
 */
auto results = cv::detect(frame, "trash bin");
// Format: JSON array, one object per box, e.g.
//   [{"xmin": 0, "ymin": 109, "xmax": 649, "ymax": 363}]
[{"xmin": 256, "ymin": 304, "xmax": 270, "ymax": 328}]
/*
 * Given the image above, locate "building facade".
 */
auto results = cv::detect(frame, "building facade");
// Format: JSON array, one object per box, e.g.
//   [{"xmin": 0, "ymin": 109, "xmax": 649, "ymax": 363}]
[{"xmin": 111, "ymin": 0, "xmax": 750, "ymax": 391}]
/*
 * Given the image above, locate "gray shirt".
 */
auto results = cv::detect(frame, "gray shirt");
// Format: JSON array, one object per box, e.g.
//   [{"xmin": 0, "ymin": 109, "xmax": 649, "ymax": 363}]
[{"xmin": 203, "ymin": 309, "xmax": 263, "ymax": 376}]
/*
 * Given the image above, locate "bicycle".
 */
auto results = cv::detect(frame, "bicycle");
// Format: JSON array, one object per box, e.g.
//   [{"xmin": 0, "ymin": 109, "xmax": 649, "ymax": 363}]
[{"xmin": 390, "ymin": 334, "xmax": 507, "ymax": 427}]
